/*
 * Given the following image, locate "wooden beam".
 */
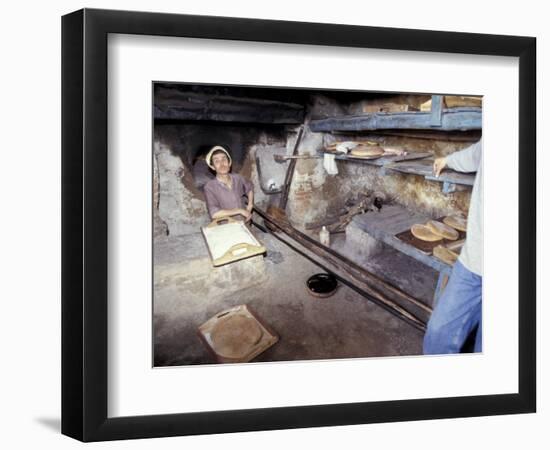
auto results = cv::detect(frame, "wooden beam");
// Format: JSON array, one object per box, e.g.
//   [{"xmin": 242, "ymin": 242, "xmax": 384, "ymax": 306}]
[
  {"xmin": 331, "ymin": 129, "xmax": 482, "ymax": 142},
  {"xmin": 279, "ymin": 126, "xmax": 304, "ymax": 210},
  {"xmin": 254, "ymin": 206, "xmax": 431, "ymax": 331},
  {"xmin": 154, "ymin": 89, "xmax": 305, "ymax": 124},
  {"xmin": 429, "ymin": 95, "xmax": 443, "ymax": 127},
  {"xmin": 309, "ymin": 108, "xmax": 482, "ymax": 132}
]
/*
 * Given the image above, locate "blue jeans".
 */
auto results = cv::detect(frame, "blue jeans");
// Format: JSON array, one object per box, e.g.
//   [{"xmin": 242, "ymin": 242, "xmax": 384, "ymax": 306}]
[{"xmin": 423, "ymin": 260, "xmax": 482, "ymax": 354}]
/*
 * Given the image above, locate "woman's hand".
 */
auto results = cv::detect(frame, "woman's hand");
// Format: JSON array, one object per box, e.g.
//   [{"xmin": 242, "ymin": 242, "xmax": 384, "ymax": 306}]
[{"xmin": 433, "ymin": 157, "xmax": 448, "ymax": 177}]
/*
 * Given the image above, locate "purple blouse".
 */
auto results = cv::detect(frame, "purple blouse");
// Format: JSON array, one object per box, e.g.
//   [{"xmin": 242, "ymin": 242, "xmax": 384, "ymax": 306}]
[{"xmin": 203, "ymin": 173, "xmax": 253, "ymax": 218}]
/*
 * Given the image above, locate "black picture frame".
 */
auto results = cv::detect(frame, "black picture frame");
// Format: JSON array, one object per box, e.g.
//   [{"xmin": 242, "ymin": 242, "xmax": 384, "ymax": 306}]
[{"xmin": 61, "ymin": 8, "xmax": 536, "ymax": 442}]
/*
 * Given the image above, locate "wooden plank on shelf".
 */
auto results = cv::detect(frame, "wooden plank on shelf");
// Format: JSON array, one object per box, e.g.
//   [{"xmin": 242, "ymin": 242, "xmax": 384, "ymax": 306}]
[
  {"xmin": 424, "ymin": 172, "xmax": 475, "ymax": 186},
  {"xmin": 375, "ymin": 152, "xmax": 432, "ymax": 165},
  {"xmin": 421, "ymin": 96, "xmax": 482, "ymax": 110},
  {"xmin": 385, "ymin": 160, "xmax": 476, "ymax": 186},
  {"xmin": 420, "ymin": 99, "xmax": 432, "ymax": 112},
  {"xmin": 395, "ymin": 220, "xmax": 466, "ymax": 256},
  {"xmin": 445, "ymin": 238, "xmax": 466, "ymax": 251},
  {"xmin": 319, "ymin": 150, "xmax": 431, "ymax": 167},
  {"xmin": 352, "ymin": 206, "xmax": 453, "ymax": 274},
  {"xmin": 309, "ymin": 108, "xmax": 482, "ymax": 131},
  {"xmin": 444, "ymin": 95, "xmax": 482, "ymax": 108},
  {"xmin": 353, "ymin": 205, "xmax": 428, "ymax": 236},
  {"xmin": 385, "ymin": 160, "xmax": 435, "ymax": 176},
  {"xmin": 372, "ymin": 130, "xmax": 482, "ymax": 142}
]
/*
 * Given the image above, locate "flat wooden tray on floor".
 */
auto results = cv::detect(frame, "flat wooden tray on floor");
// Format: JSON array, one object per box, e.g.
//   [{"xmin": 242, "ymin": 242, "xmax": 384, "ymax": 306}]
[{"xmin": 198, "ymin": 304, "xmax": 278, "ymax": 363}]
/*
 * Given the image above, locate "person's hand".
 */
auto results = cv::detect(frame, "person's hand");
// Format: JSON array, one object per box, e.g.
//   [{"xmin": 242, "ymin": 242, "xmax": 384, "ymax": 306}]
[
  {"xmin": 433, "ymin": 157, "xmax": 448, "ymax": 177},
  {"xmin": 241, "ymin": 208, "xmax": 252, "ymax": 222},
  {"xmin": 246, "ymin": 204, "xmax": 254, "ymax": 222}
]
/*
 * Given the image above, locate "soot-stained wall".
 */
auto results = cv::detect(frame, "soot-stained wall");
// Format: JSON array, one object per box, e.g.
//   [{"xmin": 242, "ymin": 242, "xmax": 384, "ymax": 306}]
[
  {"xmin": 285, "ymin": 95, "xmax": 479, "ymax": 230},
  {"xmin": 153, "ymin": 91, "xmax": 480, "ymax": 239},
  {"xmin": 286, "ymin": 132, "xmax": 476, "ymax": 230},
  {"xmin": 153, "ymin": 123, "xmax": 290, "ymax": 237}
]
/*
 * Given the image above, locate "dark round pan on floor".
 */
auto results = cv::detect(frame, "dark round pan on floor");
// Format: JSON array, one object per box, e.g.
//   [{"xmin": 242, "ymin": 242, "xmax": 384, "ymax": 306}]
[{"xmin": 306, "ymin": 273, "xmax": 338, "ymax": 298}]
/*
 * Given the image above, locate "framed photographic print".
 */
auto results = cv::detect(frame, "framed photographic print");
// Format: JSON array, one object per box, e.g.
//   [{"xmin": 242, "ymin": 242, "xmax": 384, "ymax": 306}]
[{"xmin": 62, "ymin": 8, "xmax": 536, "ymax": 442}]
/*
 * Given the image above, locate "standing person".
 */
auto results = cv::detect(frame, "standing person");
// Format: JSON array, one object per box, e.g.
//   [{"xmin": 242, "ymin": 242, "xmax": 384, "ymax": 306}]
[
  {"xmin": 424, "ymin": 140, "xmax": 483, "ymax": 354},
  {"xmin": 203, "ymin": 146, "xmax": 254, "ymax": 222}
]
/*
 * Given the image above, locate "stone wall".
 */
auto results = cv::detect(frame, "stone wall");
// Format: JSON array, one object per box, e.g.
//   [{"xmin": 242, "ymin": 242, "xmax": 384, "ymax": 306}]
[
  {"xmin": 153, "ymin": 124, "xmax": 291, "ymax": 238},
  {"xmin": 154, "ymin": 140, "xmax": 210, "ymax": 236},
  {"xmin": 284, "ymin": 96, "xmax": 477, "ymax": 230},
  {"xmin": 152, "ymin": 93, "xmax": 479, "ymax": 238}
]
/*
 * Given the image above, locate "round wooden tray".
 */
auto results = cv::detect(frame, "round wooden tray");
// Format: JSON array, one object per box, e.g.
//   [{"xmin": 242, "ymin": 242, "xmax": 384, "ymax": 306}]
[
  {"xmin": 209, "ymin": 314, "xmax": 264, "ymax": 360},
  {"xmin": 411, "ymin": 223, "xmax": 443, "ymax": 242},
  {"xmin": 443, "ymin": 215, "xmax": 468, "ymax": 232},
  {"xmin": 427, "ymin": 220, "xmax": 459, "ymax": 240}
]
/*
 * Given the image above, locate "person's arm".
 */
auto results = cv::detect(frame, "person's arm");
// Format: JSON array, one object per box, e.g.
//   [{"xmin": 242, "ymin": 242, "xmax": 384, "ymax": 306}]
[
  {"xmin": 433, "ymin": 141, "xmax": 482, "ymax": 177},
  {"xmin": 246, "ymin": 190, "xmax": 254, "ymax": 214},
  {"xmin": 211, "ymin": 208, "xmax": 250, "ymax": 221},
  {"xmin": 239, "ymin": 175, "xmax": 254, "ymax": 222},
  {"xmin": 204, "ymin": 183, "xmax": 250, "ymax": 221}
]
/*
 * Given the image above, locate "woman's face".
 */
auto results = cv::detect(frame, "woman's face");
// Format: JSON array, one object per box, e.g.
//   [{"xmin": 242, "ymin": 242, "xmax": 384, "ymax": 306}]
[{"xmin": 212, "ymin": 153, "xmax": 231, "ymax": 174}]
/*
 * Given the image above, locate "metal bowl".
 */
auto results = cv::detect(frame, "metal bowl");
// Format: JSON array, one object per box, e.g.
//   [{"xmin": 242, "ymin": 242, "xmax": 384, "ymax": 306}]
[{"xmin": 306, "ymin": 273, "xmax": 338, "ymax": 298}]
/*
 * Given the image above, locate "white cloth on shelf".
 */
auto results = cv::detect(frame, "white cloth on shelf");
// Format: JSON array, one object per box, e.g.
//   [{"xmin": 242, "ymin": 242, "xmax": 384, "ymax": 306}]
[{"xmin": 323, "ymin": 153, "xmax": 338, "ymax": 175}]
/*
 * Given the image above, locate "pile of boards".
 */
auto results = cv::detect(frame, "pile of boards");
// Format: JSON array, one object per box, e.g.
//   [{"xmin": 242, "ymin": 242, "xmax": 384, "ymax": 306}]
[{"xmin": 410, "ymin": 215, "xmax": 468, "ymax": 265}]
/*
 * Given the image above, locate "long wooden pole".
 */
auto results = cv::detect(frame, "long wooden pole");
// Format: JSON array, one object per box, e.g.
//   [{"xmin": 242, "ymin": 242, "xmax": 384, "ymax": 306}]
[
  {"xmin": 279, "ymin": 125, "xmax": 304, "ymax": 211},
  {"xmin": 256, "ymin": 206, "xmax": 432, "ymax": 314},
  {"xmin": 254, "ymin": 207, "xmax": 430, "ymax": 331}
]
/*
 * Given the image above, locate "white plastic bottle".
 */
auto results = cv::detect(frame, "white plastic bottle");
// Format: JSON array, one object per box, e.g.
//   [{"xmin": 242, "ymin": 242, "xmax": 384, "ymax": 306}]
[{"xmin": 320, "ymin": 226, "xmax": 330, "ymax": 247}]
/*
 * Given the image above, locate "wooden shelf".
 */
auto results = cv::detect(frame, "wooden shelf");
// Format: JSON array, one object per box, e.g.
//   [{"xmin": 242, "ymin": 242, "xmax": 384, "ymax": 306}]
[
  {"xmin": 310, "ymin": 95, "xmax": 481, "ymax": 132},
  {"xmin": 319, "ymin": 150, "xmax": 432, "ymax": 167},
  {"xmin": 310, "ymin": 108, "xmax": 481, "ymax": 132},
  {"xmin": 384, "ymin": 159, "xmax": 475, "ymax": 188},
  {"xmin": 351, "ymin": 205, "xmax": 458, "ymax": 303},
  {"xmin": 320, "ymin": 150, "xmax": 475, "ymax": 192},
  {"xmin": 352, "ymin": 205, "xmax": 453, "ymax": 275}
]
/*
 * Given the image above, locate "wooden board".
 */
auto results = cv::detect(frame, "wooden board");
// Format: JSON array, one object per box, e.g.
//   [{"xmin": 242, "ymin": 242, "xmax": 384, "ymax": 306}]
[
  {"xmin": 309, "ymin": 109, "xmax": 482, "ymax": 132},
  {"xmin": 351, "ymin": 205, "xmax": 454, "ymax": 274},
  {"xmin": 386, "ymin": 159, "xmax": 437, "ymax": 176},
  {"xmin": 386, "ymin": 159, "xmax": 476, "ymax": 186},
  {"xmin": 201, "ymin": 218, "xmax": 266, "ymax": 267},
  {"xmin": 433, "ymin": 245, "xmax": 459, "ymax": 265},
  {"xmin": 395, "ymin": 217, "xmax": 467, "ymax": 255},
  {"xmin": 198, "ymin": 304, "xmax": 279, "ymax": 363},
  {"xmin": 444, "ymin": 96, "xmax": 482, "ymax": 108},
  {"xmin": 354, "ymin": 204, "xmax": 430, "ymax": 236},
  {"xmin": 321, "ymin": 149, "xmax": 431, "ymax": 167},
  {"xmin": 377, "ymin": 152, "xmax": 431, "ymax": 164},
  {"xmin": 421, "ymin": 96, "xmax": 482, "ymax": 110}
]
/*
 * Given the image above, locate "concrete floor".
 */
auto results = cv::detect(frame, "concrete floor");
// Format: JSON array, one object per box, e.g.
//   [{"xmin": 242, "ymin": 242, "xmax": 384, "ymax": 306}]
[{"xmin": 154, "ymin": 222, "xmax": 438, "ymax": 366}]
